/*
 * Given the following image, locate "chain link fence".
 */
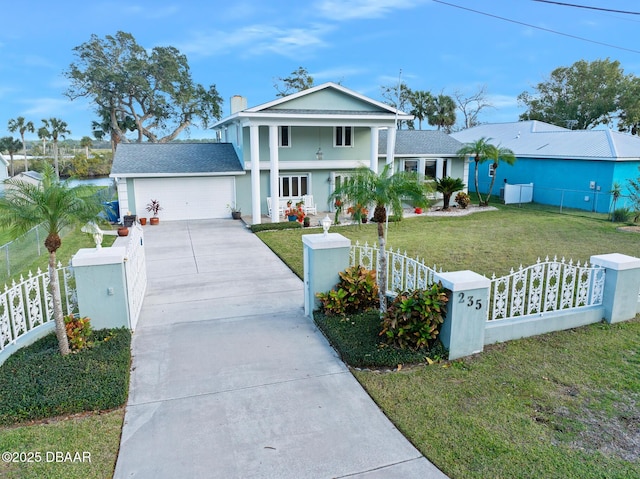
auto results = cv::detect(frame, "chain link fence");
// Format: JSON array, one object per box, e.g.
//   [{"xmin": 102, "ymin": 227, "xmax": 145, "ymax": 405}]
[{"xmin": 0, "ymin": 224, "xmax": 73, "ymax": 284}]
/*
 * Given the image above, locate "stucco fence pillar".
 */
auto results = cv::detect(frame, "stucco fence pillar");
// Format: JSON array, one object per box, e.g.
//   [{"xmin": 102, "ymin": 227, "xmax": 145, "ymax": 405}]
[
  {"xmin": 435, "ymin": 270, "xmax": 491, "ymax": 360},
  {"xmin": 71, "ymin": 245, "xmax": 131, "ymax": 330},
  {"xmin": 590, "ymin": 253, "xmax": 640, "ymax": 324},
  {"xmin": 302, "ymin": 233, "xmax": 351, "ymax": 317}
]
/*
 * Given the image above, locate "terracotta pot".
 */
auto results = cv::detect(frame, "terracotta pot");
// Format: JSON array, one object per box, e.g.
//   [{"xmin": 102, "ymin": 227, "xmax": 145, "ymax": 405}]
[
  {"xmin": 150, "ymin": 217, "xmax": 160, "ymax": 225},
  {"xmin": 117, "ymin": 226, "xmax": 129, "ymax": 236},
  {"xmin": 139, "ymin": 218, "xmax": 147, "ymax": 225}
]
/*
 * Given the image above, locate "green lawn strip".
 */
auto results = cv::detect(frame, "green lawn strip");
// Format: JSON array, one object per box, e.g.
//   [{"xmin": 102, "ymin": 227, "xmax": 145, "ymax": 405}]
[
  {"xmin": 353, "ymin": 318, "xmax": 640, "ymax": 479},
  {"xmin": 0, "ymin": 328, "xmax": 130, "ymax": 478},
  {"xmin": 257, "ymin": 204, "xmax": 640, "ymax": 278},
  {"xmin": 0, "ymin": 409, "xmax": 124, "ymax": 479}
]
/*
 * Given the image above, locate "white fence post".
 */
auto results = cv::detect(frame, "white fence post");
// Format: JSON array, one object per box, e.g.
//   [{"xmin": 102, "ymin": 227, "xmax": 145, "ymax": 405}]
[{"xmin": 590, "ymin": 253, "xmax": 640, "ymax": 324}]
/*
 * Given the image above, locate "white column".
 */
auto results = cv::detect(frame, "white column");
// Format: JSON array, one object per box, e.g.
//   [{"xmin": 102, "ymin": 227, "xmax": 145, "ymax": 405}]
[
  {"xmin": 250, "ymin": 124, "xmax": 261, "ymax": 225},
  {"xmin": 269, "ymin": 125, "xmax": 280, "ymax": 223},
  {"xmin": 385, "ymin": 126, "xmax": 397, "ymax": 168},
  {"xmin": 370, "ymin": 126, "xmax": 379, "ymax": 173},
  {"xmin": 436, "ymin": 158, "xmax": 444, "ymax": 180}
]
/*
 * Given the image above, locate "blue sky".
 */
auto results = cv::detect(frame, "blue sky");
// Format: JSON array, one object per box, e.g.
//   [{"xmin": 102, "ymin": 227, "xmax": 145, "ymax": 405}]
[{"xmin": 1, "ymin": 0, "xmax": 639, "ymax": 141}]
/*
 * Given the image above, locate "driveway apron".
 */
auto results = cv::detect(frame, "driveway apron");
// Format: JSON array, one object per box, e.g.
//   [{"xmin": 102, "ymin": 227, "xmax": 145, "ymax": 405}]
[{"xmin": 114, "ymin": 219, "xmax": 448, "ymax": 479}]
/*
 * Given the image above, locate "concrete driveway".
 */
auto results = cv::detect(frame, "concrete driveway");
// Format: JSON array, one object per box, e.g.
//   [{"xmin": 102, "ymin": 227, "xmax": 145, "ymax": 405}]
[{"xmin": 114, "ymin": 219, "xmax": 448, "ymax": 479}]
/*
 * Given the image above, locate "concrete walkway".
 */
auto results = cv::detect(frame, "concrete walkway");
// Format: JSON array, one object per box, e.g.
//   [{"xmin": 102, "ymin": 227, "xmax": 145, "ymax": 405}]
[{"xmin": 114, "ymin": 219, "xmax": 448, "ymax": 479}]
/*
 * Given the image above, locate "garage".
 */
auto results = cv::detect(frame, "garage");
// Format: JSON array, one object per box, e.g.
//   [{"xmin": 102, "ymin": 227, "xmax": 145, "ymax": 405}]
[
  {"xmin": 110, "ymin": 142, "xmax": 244, "ymax": 223},
  {"xmin": 133, "ymin": 177, "xmax": 235, "ymax": 221}
]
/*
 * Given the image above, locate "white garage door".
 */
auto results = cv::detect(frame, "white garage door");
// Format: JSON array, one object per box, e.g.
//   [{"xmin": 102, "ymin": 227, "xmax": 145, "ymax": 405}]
[{"xmin": 134, "ymin": 177, "xmax": 235, "ymax": 221}]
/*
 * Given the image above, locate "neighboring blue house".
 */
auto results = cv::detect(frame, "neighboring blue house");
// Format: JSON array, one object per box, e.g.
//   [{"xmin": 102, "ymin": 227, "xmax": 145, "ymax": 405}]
[{"xmin": 451, "ymin": 120, "xmax": 640, "ymax": 213}]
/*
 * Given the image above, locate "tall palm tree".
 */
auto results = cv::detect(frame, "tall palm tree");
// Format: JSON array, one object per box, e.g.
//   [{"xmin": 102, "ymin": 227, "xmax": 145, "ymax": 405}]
[
  {"xmin": 0, "ymin": 164, "xmax": 103, "ymax": 356},
  {"xmin": 0, "ymin": 137, "xmax": 23, "ymax": 176},
  {"xmin": 330, "ymin": 164, "xmax": 428, "ymax": 313},
  {"xmin": 435, "ymin": 176, "xmax": 466, "ymax": 210},
  {"xmin": 428, "ymin": 94, "xmax": 457, "ymax": 132},
  {"xmin": 41, "ymin": 118, "xmax": 71, "ymax": 178},
  {"xmin": 457, "ymin": 137, "xmax": 495, "ymax": 206},
  {"xmin": 485, "ymin": 144, "xmax": 516, "ymax": 204},
  {"xmin": 80, "ymin": 136, "xmax": 93, "ymax": 159},
  {"xmin": 7, "ymin": 116, "xmax": 35, "ymax": 172},
  {"xmin": 37, "ymin": 126, "xmax": 51, "ymax": 158},
  {"xmin": 410, "ymin": 90, "xmax": 434, "ymax": 130}
]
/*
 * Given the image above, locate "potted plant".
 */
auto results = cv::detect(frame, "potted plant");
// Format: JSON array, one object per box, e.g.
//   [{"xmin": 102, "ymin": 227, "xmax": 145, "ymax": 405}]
[
  {"xmin": 117, "ymin": 225, "xmax": 129, "ymax": 236},
  {"xmin": 285, "ymin": 201, "xmax": 305, "ymax": 223},
  {"xmin": 303, "ymin": 216, "xmax": 311, "ymax": 227},
  {"xmin": 347, "ymin": 204, "xmax": 368, "ymax": 224},
  {"xmin": 146, "ymin": 199, "xmax": 162, "ymax": 225},
  {"xmin": 227, "ymin": 203, "xmax": 242, "ymax": 220}
]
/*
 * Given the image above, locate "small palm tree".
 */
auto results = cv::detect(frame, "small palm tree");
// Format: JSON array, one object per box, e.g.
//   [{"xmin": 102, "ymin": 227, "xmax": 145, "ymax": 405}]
[
  {"xmin": 0, "ymin": 164, "xmax": 104, "ymax": 356},
  {"xmin": 456, "ymin": 137, "xmax": 495, "ymax": 206},
  {"xmin": 8, "ymin": 116, "xmax": 35, "ymax": 172},
  {"xmin": 609, "ymin": 182, "xmax": 622, "ymax": 221},
  {"xmin": 436, "ymin": 176, "xmax": 466, "ymax": 210},
  {"xmin": 485, "ymin": 144, "xmax": 516, "ymax": 204},
  {"xmin": 330, "ymin": 164, "xmax": 429, "ymax": 313},
  {"xmin": 0, "ymin": 136, "xmax": 23, "ymax": 176}
]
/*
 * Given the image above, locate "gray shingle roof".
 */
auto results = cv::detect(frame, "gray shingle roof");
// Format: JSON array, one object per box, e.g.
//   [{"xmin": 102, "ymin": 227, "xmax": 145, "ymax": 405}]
[
  {"xmin": 451, "ymin": 120, "xmax": 640, "ymax": 160},
  {"xmin": 110, "ymin": 143, "xmax": 243, "ymax": 176},
  {"xmin": 379, "ymin": 129, "xmax": 463, "ymax": 156}
]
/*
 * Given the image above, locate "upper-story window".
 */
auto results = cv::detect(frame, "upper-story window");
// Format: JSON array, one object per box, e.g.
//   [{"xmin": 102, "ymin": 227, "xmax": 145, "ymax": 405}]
[
  {"xmin": 335, "ymin": 126, "xmax": 352, "ymax": 147},
  {"xmin": 279, "ymin": 126, "xmax": 291, "ymax": 147}
]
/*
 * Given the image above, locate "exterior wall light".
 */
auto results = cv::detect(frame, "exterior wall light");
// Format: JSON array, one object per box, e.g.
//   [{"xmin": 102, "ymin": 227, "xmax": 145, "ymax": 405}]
[{"xmin": 316, "ymin": 147, "xmax": 323, "ymax": 161}]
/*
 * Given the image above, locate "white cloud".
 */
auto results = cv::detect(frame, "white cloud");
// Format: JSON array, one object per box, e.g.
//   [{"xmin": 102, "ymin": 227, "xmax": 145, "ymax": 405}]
[
  {"xmin": 22, "ymin": 98, "xmax": 75, "ymax": 117},
  {"xmin": 315, "ymin": 0, "xmax": 427, "ymax": 21},
  {"xmin": 177, "ymin": 23, "xmax": 333, "ymax": 59}
]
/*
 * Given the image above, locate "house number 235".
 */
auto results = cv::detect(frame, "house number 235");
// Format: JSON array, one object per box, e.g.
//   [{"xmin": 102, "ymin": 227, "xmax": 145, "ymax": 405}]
[{"xmin": 458, "ymin": 292, "xmax": 483, "ymax": 310}]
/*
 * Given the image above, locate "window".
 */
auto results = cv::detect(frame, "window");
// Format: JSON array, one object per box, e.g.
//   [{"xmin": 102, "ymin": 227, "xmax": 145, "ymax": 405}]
[
  {"xmin": 403, "ymin": 160, "xmax": 418, "ymax": 173},
  {"xmin": 488, "ymin": 163, "xmax": 496, "ymax": 177},
  {"xmin": 335, "ymin": 126, "xmax": 352, "ymax": 147},
  {"xmin": 424, "ymin": 160, "xmax": 437, "ymax": 179},
  {"xmin": 279, "ymin": 126, "xmax": 290, "ymax": 147},
  {"xmin": 441, "ymin": 159, "xmax": 448, "ymax": 178},
  {"xmin": 279, "ymin": 175, "xmax": 309, "ymax": 197}
]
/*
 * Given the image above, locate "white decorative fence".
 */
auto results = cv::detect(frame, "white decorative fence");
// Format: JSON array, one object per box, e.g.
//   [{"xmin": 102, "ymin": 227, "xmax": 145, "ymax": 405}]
[
  {"xmin": 350, "ymin": 241, "xmax": 441, "ymax": 295},
  {"xmin": 123, "ymin": 224, "xmax": 147, "ymax": 330},
  {"xmin": 489, "ymin": 257, "xmax": 606, "ymax": 322},
  {"xmin": 0, "ymin": 264, "xmax": 77, "ymax": 354}
]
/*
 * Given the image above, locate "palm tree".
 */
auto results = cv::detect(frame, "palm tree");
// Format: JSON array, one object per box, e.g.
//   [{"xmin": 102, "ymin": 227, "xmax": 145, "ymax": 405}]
[
  {"xmin": 330, "ymin": 164, "xmax": 428, "ymax": 313},
  {"xmin": 410, "ymin": 90, "xmax": 434, "ymax": 130},
  {"xmin": 7, "ymin": 116, "xmax": 35, "ymax": 172},
  {"xmin": 38, "ymin": 126, "xmax": 51, "ymax": 158},
  {"xmin": 485, "ymin": 144, "xmax": 516, "ymax": 204},
  {"xmin": 435, "ymin": 176, "xmax": 466, "ymax": 210},
  {"xmin": 0, "ymin": 137, "xmax": 23, "ymax": 176},
  {"xmin": 41, "ymin": 118, "xmax": 71, "ymax": 178},
  {"xmin": 428, "ymin": 94, "xmax": 457, "ymax": 132},
  {"xmin": 0, "ymin": 164, "xmax": 103, "ymax": 356},
  {"xmin": 456, "ymin": 137, "xmax": 495, "ymax": 206},
  {"xmin": 80, "ymin": 136, "xmax": 93, "ymax": 159}
]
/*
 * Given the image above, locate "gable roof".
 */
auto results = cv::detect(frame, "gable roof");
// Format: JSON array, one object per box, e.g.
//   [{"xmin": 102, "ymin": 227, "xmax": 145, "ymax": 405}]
[
  {"xmin": 379, "ymin": 129, "xmax": 463, "ymax": 157},
  {"xmin": 213, "ymin": 82, "xmax": 413, "ymax": 127},
  {"xmin": 451, "ymin": 120, "xmax": 640, "ymax": 161},
  {"xmin": 110, "ymin": 143, "xmax": 244, "ymax": 177}
]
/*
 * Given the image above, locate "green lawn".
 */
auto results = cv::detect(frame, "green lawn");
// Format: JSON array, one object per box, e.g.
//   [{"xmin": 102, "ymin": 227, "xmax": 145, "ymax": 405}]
[{"xmin": 257, "ymin": 204, "xmax": 640, "ymax": 479}]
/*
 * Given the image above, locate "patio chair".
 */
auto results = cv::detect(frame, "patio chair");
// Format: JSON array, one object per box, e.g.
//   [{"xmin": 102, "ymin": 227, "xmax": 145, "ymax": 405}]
[{"xmin": 302, "ymin": 195, "xmax": 317, "ymax": 215}]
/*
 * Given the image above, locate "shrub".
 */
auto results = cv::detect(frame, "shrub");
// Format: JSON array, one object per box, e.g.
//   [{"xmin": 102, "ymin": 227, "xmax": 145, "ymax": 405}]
[
  {"xmin": 380, "ymin": 283, "xmax": 449, "ymax": 350},
  {"xmin": 612, "ymin": 207, "xmax": 632, "ymax": 223},
  {"xmin": 64, "ymin": 314, "xmax": 93, "ymax": 351},
  {"xmin": 316, "ymin": 265, "xmax": 379, "ymax": 316},
  {"xmin": 250, "ymin": 221, "xmax": 302, "ymax": 232},
  {"xmin": 455, "ymin": 191, "xmax": 471, "ymax": 209}
]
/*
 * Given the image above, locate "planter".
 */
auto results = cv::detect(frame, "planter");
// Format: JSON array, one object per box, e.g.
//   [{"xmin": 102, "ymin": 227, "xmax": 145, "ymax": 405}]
[
  {"xmin": 303, "ymin": 217, "xmax": 311, "ymax": 227},
  {"xmin": 150, "ymin": 217, "xmax": 160, "ymax": 225},
  {"xmin": 288, "ymin": 215, "xmax": 297, "ymax": 222},
  {"xmin": 117, "ymin": 226, "xmax": 129, "ymax": 237},
  {"xmin": 231, "ymin": 211, "xmax": 242, "ymax": 220},
  {"xmin": 361, "ymin": 217, "xmax": 368, "ymax": 223},
  {"xmin": 123, "ymin": 215, "xmax": 137, "ymax": 227},
  {"xmin": 139, "ymin": 218, "xmax": 147, "ymax": 225}
]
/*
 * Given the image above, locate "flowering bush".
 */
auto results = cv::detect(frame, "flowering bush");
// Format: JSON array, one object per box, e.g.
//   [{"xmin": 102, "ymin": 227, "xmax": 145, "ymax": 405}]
[{"xmin": 347, "ymin": 204, "xmax": 368, "ymax": 223}]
